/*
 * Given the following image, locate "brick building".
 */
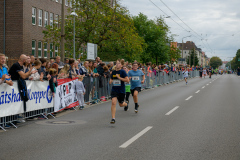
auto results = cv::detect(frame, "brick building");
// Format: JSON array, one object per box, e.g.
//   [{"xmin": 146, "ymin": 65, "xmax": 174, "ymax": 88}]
[{"xmin": 0, "ymin": 0, "xmax": 71, "ymax": 66}]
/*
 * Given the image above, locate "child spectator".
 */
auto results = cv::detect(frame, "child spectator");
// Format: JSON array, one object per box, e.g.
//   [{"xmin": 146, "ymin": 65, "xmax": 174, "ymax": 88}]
[
  {"xmin": 75, "ymin": 76, "xmax": 85, "ymax": 110},
  {"xmin": 49, "ymin": 68, "xmax": 58, "ymax": 97},
  {"xmin": 29, "ymin": 60, "xmax": 43, "ymax": 81}
]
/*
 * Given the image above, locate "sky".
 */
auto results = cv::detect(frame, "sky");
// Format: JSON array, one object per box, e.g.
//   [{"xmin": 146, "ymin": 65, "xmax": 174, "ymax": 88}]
[{"xmin": 119, "ymin": 0, "xmax": 240, "ymax": 61}]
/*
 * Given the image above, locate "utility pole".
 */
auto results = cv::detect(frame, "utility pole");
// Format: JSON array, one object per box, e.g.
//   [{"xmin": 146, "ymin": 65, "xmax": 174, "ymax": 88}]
[
  {"xmin": 60, "ymin": 0, "xmax": 65, "ymax": 62},
  {"xmin": 193, "ymin": 45, "xmax": 195, "ymax": 67}
]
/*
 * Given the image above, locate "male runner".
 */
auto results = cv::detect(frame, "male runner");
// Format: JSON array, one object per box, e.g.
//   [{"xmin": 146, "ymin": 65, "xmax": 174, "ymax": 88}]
[
  {"xmin": 182, "ymin": 67, "xmax": 189, "ymax": 85},
  {"xmin": 109, "ymin": 61, "xmax": 129, "ymax": 124},
  {"xmin": 199, "ymin": 65, "xmax": 203, "ymax": 78},
  {"xmin": 208, "ymin": 66, "xmax": 212, "ymax": 79},
  {"xmin": 128, "ymin": 62, "xmax": 145, "ymax": 113}
]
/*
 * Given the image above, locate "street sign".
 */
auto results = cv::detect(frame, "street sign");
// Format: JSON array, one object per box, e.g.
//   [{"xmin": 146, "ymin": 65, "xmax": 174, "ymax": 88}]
[{"xmin": 87, "ymin": 43, "xmax": 97, "ymax": 60}]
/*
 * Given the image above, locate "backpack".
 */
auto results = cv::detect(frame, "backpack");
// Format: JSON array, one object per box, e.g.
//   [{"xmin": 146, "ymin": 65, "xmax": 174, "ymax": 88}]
[{"xmin": 17, "ymin": 78, "xmax": 29, "ymax": 102}]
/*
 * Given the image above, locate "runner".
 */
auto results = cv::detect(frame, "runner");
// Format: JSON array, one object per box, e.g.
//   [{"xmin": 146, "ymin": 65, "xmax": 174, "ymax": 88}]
[
  {"xmin": 209, "ymin": 66, "xmax": 212, "ymax": 79},
  {"xmin": 123, "ymin": 65, "xmax": 131, "ymax": 111},
  {"xmin": 199, "ymin": 65, "xmax": 203, "ymax": 78},
  {"xmin": 203, "ymin": 68, "xmax": 207, "ymax": 78},
  {"xmin": 128, "ymin": 62, "xmax": 145, "ymax": 113},
  {"xmin": 109, "ymin": 60, "xmax": 129, "ymax": 124},
  {"xmin": 182, "ymin": 67, "xmax": 189, "ymax": 85}
]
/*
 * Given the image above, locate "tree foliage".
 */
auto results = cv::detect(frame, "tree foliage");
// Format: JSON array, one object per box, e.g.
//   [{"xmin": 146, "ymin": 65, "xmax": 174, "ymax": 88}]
[
  {"xmin": 210, "ymin": 56, "xmax": 222, "ymax": 69},
  {"xmin": 43, "ymin": 0, "xmax": 145, "ymax": 61},
  {"xmin": 132, "ymin": 13, "xmax": 174, "ymax": 64},
  {"xmin": 186, "ymin": 49, "xmax": 199, "ymax": 66}
]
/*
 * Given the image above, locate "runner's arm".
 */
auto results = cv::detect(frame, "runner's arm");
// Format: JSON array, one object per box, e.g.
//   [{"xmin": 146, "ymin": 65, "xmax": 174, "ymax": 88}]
[
  {"xmin": 117, "ymin": 76, "xmax": 129, "ymax": 83},
  {"xmin": 109, "ymin": 78, "xmax": 113, "ymax": 84}
]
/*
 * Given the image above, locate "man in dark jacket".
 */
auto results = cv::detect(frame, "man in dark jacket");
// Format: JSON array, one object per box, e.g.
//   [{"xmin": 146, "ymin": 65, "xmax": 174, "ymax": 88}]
[
  {"xmin": 97, "ymin": 63, "xmax": 105, "ymax": 76},
  {"xmin": 39, "ymin": 58, "xmax": 51, "ymax": 81}
]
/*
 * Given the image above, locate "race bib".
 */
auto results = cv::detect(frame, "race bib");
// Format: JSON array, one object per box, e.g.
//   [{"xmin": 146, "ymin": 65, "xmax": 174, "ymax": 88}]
[
  {"xmin": 113, "ymin": 80, "xmax": 121, "ymax": 86},
  {"xmin": 125, "ymin": 82, "xmax": 131, "ymax": 86},
  {"xmin": 132, "ymin": 76, "xmax": 140, "ymax": 81}
]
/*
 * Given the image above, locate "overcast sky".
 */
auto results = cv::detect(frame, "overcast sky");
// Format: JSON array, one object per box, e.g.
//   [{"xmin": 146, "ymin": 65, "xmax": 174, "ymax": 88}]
[{"xmin": 120, "ymin": 0, "xmax": 240, "ymax": 61}]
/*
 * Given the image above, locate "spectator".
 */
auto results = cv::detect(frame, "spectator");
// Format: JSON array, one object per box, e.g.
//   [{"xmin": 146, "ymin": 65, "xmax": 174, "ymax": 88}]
[
  {"xmin": 97, "ymin": 63, "xmax": 105, "ymax": 76},
  {"xmin": 75, "ymin": 76, "xmax": 85, "ymax": 110},
  {"xmin": 30, "ymin": 55, "xmax": 35, "ymax": 66},
  {"xmin": 93, "ymin": 61, "xmax": 99, "ymax": 77},
  {"xmin": 39, "ymin": 58, "xmax": 51, "ymax": 81},
  {"xmin": 58, "ymin": 64, "xmax": 70, "ymax": 79},
  {"xmin": 51, "ymin": 63, "xmax": 59, "ymax": 75},
  {"xmin": 9, "ymin": 54, "xmax": 37, "ymax": 81},
  {"xmin": 50, "ymin": 59, "xmax": 55, "ymax": 65},
  {"xmin": 23, "ymin": 55, "xmax": 31, "ymax": 73},
  {"xmin": 74, "ymin": 61, "xmax": 79, "ymax": 75},
  {"xmin": 49, "ymin": 68, "xmax": 58, "ymax": 97},
  {"xmin": 69, "ymin": 58, "xmax": 77, "ymax": 77},
  {"xmin": 46, "ymin": 61, "xmax": 51, "ymax": 73},
  {"xmin": 103, "ymin": 66, "xmax": 110, "ymax": 78},
  {"xmin": 79, "ymin": 61, "xmax": 89, "ymax": 76},
  {"xmin": 95, "ymin": 57, "xmax": 101, "ymax": 65},
  {"xmin": 109, "ymin": 61, "xmax": 114, "ymax": 71},
  {"xmin": 29, "ymin": 60, "xmax": 43, "ymax": 81},
  {"xmin": 54, "ymin": 56, "xmax": 65, "ymax": 72},
  {"xmin": 0, "ymin": 53, "xmax": 12, "ymax": 86},
  {"xmin": 77, "ymin": 59, "xmax": 82, "ymax": 68},
  {"xmin": 65, "ymin": 59, "xmax": 69, "ymax": 64}
]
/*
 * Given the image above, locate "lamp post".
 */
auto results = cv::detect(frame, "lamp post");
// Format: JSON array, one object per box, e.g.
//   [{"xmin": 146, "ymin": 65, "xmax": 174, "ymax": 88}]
[
  {"xmin": 182, "ymin": 35, "xmax": 191, "ymax": 64},
  {"xmin": 70, "ymin": 11, "xmax": 78, "ymax": 60}
]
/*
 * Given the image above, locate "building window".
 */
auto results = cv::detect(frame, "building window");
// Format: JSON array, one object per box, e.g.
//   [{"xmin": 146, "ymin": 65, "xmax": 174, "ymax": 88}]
[
  {"xmin": 32, "ymin": 40, "xmax": 36, "ymax": 56},
  {"xmin": 50, "ymin": 43, "xmax": 53, "ymax": 57},
  {"xmin": 55, "ymin": 45, "xmax": 58, "ymax": 56},
  {"xmin": 50, "ymin": 13, "xmax": 54, "ymax": 28},
  {"xmin": 44, "ymin": 42, "xmax": 48, "ymax": 58},
  {"xmin": 56, "ymin": 0, "xmax": 59, "ymax": 2},
  {"xmin": 32, "ymin": 7, "xmax": 36, "ymax": 25},
  {"xmin": 38, "ymin": 41, "xmax": 42, "ymax": 57},
  {"xmin": 44, "ymin": 11, "xmax": 48, "ymax": 27},
  {"xmin": 55, "ymin": 14, "xmax": 59, "ymax": 28},
  {"xmin": 69, "ymin": 0, "xmax": 72, "ymax": 8},
  {"xmin": 65, "ymin": 0, "xmax": 68, "ymax": 6},
  {"xmin": 38, "ymin": 9, "xmax": 43, "ymax": 26}
]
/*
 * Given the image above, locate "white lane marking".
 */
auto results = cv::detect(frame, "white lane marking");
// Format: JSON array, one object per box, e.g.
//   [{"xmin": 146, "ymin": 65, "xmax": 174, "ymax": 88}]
[
  {"xmin": 206, "ymin": 84, "xmax": 209, "ymax": 85},
  {"xmin": 119, "ymin": 126, "xmax": 153, "ymax": 148},
  {"xmin": 195, "ymin": 90, "xmax": 200, "ymax": 93},
  {"xmin": 185, "ymin": 96, "xmax": 193, "ymax": 101},
  {"xmin": 202, "ymin": 86, "xmax": 205, "ymax": 89},
  {"xmin": 210, "ymin": 82, "xmax": 212, "ymax": 83},
  {"xmin": 165, "ymin": 106, "xmax": 179, "ymax": 115}
]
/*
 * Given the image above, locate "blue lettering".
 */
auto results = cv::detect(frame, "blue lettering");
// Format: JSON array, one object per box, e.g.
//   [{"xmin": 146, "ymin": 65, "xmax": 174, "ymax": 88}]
[{"xmin": 46, "ymin": 86, "xmax": 52, "ymax": 103}]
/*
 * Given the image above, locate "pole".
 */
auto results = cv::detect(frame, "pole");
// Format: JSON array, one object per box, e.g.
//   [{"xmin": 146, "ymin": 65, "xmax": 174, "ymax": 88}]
[
  {"xmin": 182, "ymin": 39, "xmax": 183, "ymax": 64},
  {"xmin": 60, "ymin": 0, "xmax": 65, "ymax": 62},
  {"xmin": 3, "ymin": 0, "xmax": 6, "ymax": 55},
  {"xmin": 193, "ymin": 46, "xmax": 195, "ymax": 67},
  {"xmin": 73, "ymin": 14, "xmax": 75, "ymax": 60}
]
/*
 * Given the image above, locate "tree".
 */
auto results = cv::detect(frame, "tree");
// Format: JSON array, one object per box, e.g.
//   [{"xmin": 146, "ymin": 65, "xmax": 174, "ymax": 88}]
[
  {"xmin": 132, "ymin": 13, "xmax": 171, "ymax": 64},
  {"xmin": 43, "ymin": 0, "xmax": 145, "ymax": 61},
  {"xmin": 210, "ymin": 56, "xmax": 222, "ymax": 69},
  {"xmin": 186, "ymin": 49, "xmax": 199, "ymax": 66}
]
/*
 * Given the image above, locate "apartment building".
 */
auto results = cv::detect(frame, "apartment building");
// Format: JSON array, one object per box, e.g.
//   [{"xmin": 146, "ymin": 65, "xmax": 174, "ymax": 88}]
[{"xmin": 0, "ymin": 0, "xmax": 72, "ymax": 65}]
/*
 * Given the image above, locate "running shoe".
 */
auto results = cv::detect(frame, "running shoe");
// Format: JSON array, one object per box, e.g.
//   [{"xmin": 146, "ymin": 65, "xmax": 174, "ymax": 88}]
[
  {"xmin": 124, "ymin": 102, "xmax": 129, "ymax": 111},
  {"xmin": 110, "ymin": 119, "xmax": 115, "ymax": 124},
  {"xmin": 135, "ymin": 105, "xmax": 139, "ymax": 113}
]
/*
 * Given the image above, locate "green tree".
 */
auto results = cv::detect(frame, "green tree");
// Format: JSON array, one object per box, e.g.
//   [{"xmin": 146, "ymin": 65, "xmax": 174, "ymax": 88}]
[
  {"xmin": 132, "ymin": 13, "xmax": 171, "ymax": 64},
  {"xmin": 43, "ymin": 0, "xmax": 145, "ymax": 61},
  {"xmin": 186, "ymin": 49, "xmax": 199, "ymax": 66},
  {"xmin": 210, "ymin": 56, "xmax": 222, "ymax": 69}
]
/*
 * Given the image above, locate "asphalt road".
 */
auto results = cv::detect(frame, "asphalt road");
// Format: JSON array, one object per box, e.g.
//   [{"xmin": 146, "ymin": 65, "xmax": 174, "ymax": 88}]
[{"xmin": 1, "ymin": 74, "xmax": 240, "ymax": 160}]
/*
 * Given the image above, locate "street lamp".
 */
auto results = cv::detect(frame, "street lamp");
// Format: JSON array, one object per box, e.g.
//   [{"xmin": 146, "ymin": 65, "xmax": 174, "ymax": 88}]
[
  {"xmin": 70, "ymin": 11, "xmax": 78, "ymax": 60},
  {"xmin": 181, "ymin": 35, "xmax": 191, "ymax": 64}
]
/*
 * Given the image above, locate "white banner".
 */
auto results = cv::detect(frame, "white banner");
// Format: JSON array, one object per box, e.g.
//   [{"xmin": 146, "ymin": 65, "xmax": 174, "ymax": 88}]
[
  {"xmin": 54, "ymin": 78, "xmax": 79, "ymax": 112},
  {"xmin": 26, "ymin": 81, "xmax": 53, "ymax": 112},
  {"xmin": 0, "ymin": 82, "xmax": 23, "ymax": 117},
  {"xmin": 0, "ymin": 80, "xmax": 54, "ymax": 117}
]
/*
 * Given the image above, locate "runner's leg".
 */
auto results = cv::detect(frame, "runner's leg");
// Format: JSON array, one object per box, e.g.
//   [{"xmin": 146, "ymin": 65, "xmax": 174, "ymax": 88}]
[{"xmin": 111, "ymin": 98, "xmax": 117, "ymax": 119}]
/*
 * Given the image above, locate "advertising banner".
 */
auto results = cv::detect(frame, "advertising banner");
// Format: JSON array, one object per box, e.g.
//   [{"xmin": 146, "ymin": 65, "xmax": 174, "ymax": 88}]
[
  {"xmin": 26, "ymin": 81, "xmax": 53, "ymax": 112},
  {"xmin": 0, "ymin": 82, "xmax": 23, "ymax": 117},
  {"xmin": 54, "ymin": 78, "xmax": 79, "ymax": 112}
]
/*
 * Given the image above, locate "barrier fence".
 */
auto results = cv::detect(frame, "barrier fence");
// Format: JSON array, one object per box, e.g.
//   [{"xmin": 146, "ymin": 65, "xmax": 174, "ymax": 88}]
[{"xmin": 0, "ymin": 70, "xmax": 199, "ymax": 131}]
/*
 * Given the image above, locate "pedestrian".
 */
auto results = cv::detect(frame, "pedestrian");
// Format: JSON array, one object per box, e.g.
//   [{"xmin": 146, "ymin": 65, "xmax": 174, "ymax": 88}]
[
  {"xmin": 128, "ymin": 62, "xmax": 145, "ymax": 113},
  {"xmin": 0, "ymin": 53, "xmax": 13, "ymax": 86},
  {"xmin": 182, "ymin": 67, "xmax": 189, "ymax": 85},
  {"xmin": 75, "ymin": 76, "xmax": 85, "ymax": 110},
  {"xmin": 109, "ymin": 60, "xmax": 129, "ymax": 124},
  {"xmin": 203, "ymin": 68, "xmax": 207, "ymax": 78},
  {"xmin": 49, "ymin": 68, "xmax": 58, "ymax": 97},
  {"xmin": 29, "ymin": 60, "xmax": 43, "ymax": 81},
  {"xmin": 199, "ymin": 65, "xmax": 203, "ymax": 78}
]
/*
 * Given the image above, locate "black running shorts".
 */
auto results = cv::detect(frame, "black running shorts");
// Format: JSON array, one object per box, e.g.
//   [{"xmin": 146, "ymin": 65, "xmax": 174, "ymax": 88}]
[
  {"xmin": 131, "ymin": 87, "xmax": 141, "ymax": 96},
  {"xmin": 111, "ymin": 92, "xmax": 125, "ymax": 104}
]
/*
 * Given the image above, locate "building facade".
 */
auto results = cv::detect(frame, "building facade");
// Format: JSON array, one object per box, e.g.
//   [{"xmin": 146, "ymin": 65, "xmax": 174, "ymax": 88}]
[{"xmin": 0, "ymin": 0, "xmax": 72, "ymax": 66}]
